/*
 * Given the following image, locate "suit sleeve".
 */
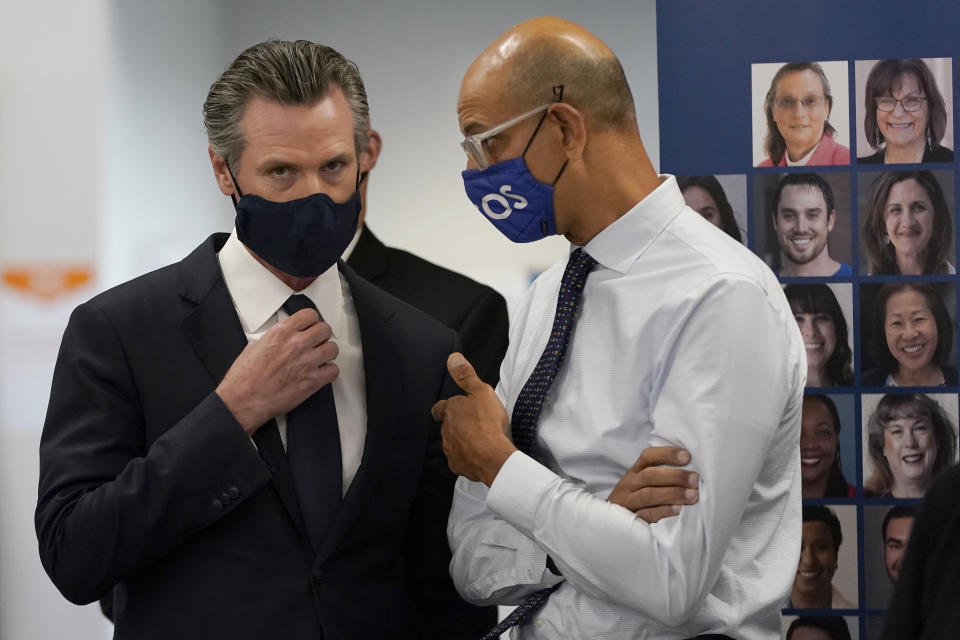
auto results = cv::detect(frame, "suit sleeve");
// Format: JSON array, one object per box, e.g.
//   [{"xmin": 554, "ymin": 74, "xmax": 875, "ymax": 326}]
[
  {"xmin": 403, "ymin": 329, "xmax": 498, "ymax": 638},
  {"xmin": 35, "ymin": 301, "xmax": 272, "ymax": 605},
  {"xmin": 457, "ymin": 287, "xmax": 509, "ymax": 388}
]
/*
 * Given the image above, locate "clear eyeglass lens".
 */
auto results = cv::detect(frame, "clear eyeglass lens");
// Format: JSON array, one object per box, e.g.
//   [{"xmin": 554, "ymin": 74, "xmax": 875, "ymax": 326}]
[
  {"xmin": 876, "ymin": 97, "xmax": 925, "ymax": 112},
  {"xmin": 775, "ymin": 95, "xmax": 824, "ymax": 110}
]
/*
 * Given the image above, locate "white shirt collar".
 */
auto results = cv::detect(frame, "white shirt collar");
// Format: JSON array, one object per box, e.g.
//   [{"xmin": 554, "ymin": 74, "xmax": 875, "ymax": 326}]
[
  {"xmin": 341, "ymin": 222, "xmax": 364, "ymax": 261},
  {"xmin": 218, "ymin": 228, "xmax": 344, "ymax": 336},
  {"xmin": 784, "ymin": 142, "xmax": 819, "ymax": 166},
  {"xmin": 581, "ymin": 174, "xmax": 686, "ymax": 274}
]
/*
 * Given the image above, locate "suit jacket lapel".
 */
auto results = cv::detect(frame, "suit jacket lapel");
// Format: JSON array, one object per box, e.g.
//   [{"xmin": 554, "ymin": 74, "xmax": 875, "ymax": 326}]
[
  {"xmin": 314, "ymin": 261, "xmax": 401, "ymax": 561},
  {"xmin": 178, "ymin": 234, "xmax": 311, "ymax": 547}
]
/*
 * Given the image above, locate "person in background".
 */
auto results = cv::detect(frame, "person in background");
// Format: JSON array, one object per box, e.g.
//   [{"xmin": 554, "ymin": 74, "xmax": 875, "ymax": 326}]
[
  {"xmin": 881, "ymin": 504, "xmax": 916, "ymax": 584},
  {"xmin": 758, "ymin": 62, "xmax": 850, "ymax": 167},
  {"xmin": 880, "ymin": 462, "xmax": 960, "ymax": 639},
  {"xmin": 864, "ymin": 393, "xmax": 957, "ymax": 498},
  {"xmin": 861, "ymin": 170, "xmax": 955, "ymax": 275},
  {"xmin": 863, "ymin": 282, "xmax": 956, "ymax": 387},
  {"xmin": 344, "ymin": 128, "xmax": 509, "ymax": 386},
  {"xmin": 859, "ymin": 59, "xmax": 952, "ymax": 165},
  {"xmin": 785, "ymin": 284, "xmax": 854, "ymax": 388},
  {"xmin": 790, "ymin": 505, "xmax": 854, "ymax": 610},
  {"xmin": 677, "ymin": 175, "xmax": 743, "ymax": 242},
  {"xmin": 800, "ymin": 394, "xmax": 854, "ymax": 498},
  {"xmin": 785, "ymin": 615, "xmax": 852, "ymax": 640},
  {"xmin": 771, "ymin": 173, "xmax": 851, "ymax": 277}
]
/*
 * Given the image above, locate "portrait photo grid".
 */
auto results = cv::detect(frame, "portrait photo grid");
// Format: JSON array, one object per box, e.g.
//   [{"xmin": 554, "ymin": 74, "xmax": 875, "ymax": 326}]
[{"xmin": 674, "ymin": 56, "xmax": 960, "ymax": 640}]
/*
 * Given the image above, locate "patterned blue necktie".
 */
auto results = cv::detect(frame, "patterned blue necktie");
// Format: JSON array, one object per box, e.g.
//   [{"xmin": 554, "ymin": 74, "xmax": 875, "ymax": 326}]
[
  {"xmin": 482, "ymin": 248, "xmax": 597, "ymax": 640},
  {"xmin": 282, "ymin": 294, "xmax": 342, "ymax": 550}
]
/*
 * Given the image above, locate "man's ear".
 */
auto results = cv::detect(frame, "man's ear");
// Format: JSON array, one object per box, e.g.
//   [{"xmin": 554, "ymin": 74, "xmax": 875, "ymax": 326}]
[
  {"xmin": 771, "ymin": 212, "xmax": 779, "ymax": 232},
  {"xmin": 360, "ymin": 128, "xmax": 383, "ymax": 174},
  {"xmin": 548, "ymin": 104, "xmax": 587, "ymax": 160},
  {"xmin": 827, "ymin": 209, "xmax": 837, "ymax": 233},
  {"xmin": 209, "ymin": 147, "xmax": 236, "ymax": 197}
]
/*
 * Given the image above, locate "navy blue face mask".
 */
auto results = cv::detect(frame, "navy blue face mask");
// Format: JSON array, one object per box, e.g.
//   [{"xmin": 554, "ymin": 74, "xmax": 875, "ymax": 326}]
[
  {"xmin": 461, "ymin": 106, "xmax": 567, "ymax": 243},
  {"xmin": 229, "ymin": 170, "xmax": 361, "ymax": 278}
]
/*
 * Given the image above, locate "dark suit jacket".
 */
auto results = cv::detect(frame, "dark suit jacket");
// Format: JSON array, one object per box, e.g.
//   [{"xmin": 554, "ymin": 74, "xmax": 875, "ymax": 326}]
[
  {"xmin": 35, "ymin": 233, "xmax": 492, "ymax": 639},
  {"xmin": 347, "ymin": 224, "xmax": 509, "ymax": 386}
]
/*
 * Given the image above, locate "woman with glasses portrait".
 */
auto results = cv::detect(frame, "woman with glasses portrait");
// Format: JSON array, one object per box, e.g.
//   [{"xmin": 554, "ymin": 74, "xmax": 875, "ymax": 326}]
[
  {"xmin": 859, "ymin": 59, "xmax": 953, "ymax": 165},
  {"xmin": 758, "ymin": 62, "xmax": 850, "ymax": 167}
]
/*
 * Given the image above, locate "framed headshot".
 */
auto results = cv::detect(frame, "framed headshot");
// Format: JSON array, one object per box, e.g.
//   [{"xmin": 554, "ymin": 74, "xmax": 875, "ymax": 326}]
[
  {"xmin": 800, "ymin": 393, "xmax": 857, "ymax": 498},
  {"xmin": 781, "ymin": 615, "xmax": 859, "ymax": 640},
  {"xmin": 752, "ymin": 61, "xmax": 851, "ymax": 167},
  {"xmin": 784, "ymin": 283, "xmax": 854, "ymax": 389},
  {"xmin": 677, "ymin": 174, "xmax": 747, "ymax": 244},
  {"xmin": 855, "ymin": 58, "xmax": 954, "ymax": 165},
  {"xmin": 863, "ymin": 504, "xmax": 919, "ymax": 609},
  {"xmin": 788, "ymin": 504, "xmax": 859, "ymax": 610},
  {"xmin": 861, "ymin": 392, "xmax": 959, "ymax": 499},
  {"xmin": 755, "ymin": 172, "xmax": 853, "ymax": 277},
  {"xmin": 857, "ymin": 169, "xmax": 955, "ymax": 276},
  {"xmin": 859, "ymin": 281, "xmax": 957, "ymax": 387}
]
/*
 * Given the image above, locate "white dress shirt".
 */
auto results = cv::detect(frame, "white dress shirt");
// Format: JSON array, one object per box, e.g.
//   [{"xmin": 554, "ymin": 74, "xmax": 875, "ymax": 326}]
[
  {"xmin": 217, "ymin": 229, "xmax": 367, "ymax": 494},
  {"xmin": 448, "ymin": 176, "xmax": 806, "ymax": 639}
]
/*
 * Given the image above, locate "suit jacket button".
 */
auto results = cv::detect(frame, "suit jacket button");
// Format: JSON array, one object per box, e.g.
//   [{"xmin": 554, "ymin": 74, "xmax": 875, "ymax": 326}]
[
  {"xmin": 212, "ymin": 499, "xmax": 224, "ymax": 512},
  {"xmin": 312, "ymin": 571, "xmax": 323, "ymax": 585},
  {"xmin": 220, "ymin": 492, "xmax": 231, "ymax": 503},
  {"xmin": 228, "ymin": 486, "xmax": 240, "ymax": 499}
]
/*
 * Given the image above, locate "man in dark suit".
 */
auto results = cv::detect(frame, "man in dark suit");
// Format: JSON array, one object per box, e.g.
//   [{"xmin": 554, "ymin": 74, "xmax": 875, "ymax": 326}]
[
  {"xmin": 35, "ymin": 39, "xmax": 492, "ymax": 639},
  {"xmin": 345, "ymin": 128, "xmax": 509, "ymax": 386}
]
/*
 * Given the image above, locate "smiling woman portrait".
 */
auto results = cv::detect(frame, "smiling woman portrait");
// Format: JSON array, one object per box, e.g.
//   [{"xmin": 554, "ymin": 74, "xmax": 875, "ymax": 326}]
[
  {"xmin": 785, "ymin": 284, "xmax": 854, "ymax": 388},
  {"xmin": 864, "ymin": 393, "xmax": 958, "ymax": 498},
  {"xmin": 861, "ymin": 170, "xmax": 955, "ymax": 275},
  {"xmin": 863, "ymin": 282, "xmax": 956, "ymax": 388},
  {"xmin": 757, "ymin": 62, "xmax": 850, "ymax": 167},
  {"xmin": 800, "ymin": 394, "xmax": 855, "ymax": 498},
  {"xmin": 859, "ymin": 58, "xmax": 953, "ymax": 165}
]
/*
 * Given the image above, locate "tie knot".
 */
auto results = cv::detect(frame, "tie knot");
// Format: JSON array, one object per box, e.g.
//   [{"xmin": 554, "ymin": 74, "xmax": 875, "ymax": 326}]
[
  {"xmin": 282, "ymin": 294, "xmax": 318, "ymax": 317},
  {"xmin": 562, "ymin": 248, "xmax": 597, "ymax": 288}
]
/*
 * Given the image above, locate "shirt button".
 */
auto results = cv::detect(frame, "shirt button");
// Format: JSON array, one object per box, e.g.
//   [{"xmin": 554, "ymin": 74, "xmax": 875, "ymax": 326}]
[
  {"xmin": 228, "ymin": 486, "xmax": 240, "ymax": 499},
  {"xmin": 212, "ymin": 499, "xmax": 224, "ymax": 512},
  {"xmin": 535, "ymin": 618, "xmax": 544, "ymax": 628}
]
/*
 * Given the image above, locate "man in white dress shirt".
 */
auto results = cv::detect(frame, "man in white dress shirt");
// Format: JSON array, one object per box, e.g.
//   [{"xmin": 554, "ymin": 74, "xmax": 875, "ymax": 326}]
[{"xmin": 432, "ymin": 17, "xmax": 806, "ymax": 640}]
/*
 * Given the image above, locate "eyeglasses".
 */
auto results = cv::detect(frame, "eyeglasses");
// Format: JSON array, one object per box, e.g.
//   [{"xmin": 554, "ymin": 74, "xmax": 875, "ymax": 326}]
[
  {"xmin": 773, "ymin": 95, "xmax": 827, "ymax": 111},
  {"xmin": 875, "ymin": 96, "xmax": 927, "ymax": 112},
  {"xmin": 460, "ymin": 85, "xmax": 564, "ymax": 170}
]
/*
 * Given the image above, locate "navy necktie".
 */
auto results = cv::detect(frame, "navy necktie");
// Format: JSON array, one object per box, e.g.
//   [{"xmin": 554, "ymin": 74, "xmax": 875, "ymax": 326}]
[
  {"xmin": 483, "ymin": 248, "xmax": 597, "ymax": 640},
  {"xmin": 282, "ymin": 294, "xmax": 342, "ymax": 550}
]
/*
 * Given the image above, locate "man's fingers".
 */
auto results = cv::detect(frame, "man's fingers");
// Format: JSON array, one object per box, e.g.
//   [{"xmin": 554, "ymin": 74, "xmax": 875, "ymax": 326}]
[
  {"xmin": 635, "ymin": 505, "xmax": 683, "ymax": 524},
  {"xmin": 633, "ymin": 445, "xmax": 691, "ymax": 471},
  {"xmin": 282, "ymin": 307, "xmax": 322, "ymax": 330},
  {"xmin": 446, "ymin": 352, "xmax": 486, "ymax": 394},
  {"xmin": 619, "ymin": 485, "xmax": 698, "ymax": 511},
  {"xmin": 625, "ymin": 466, "xmax": 699, "ymax": 491},
  {"xmin": 431, "ymin": 399, "xmax": 448, "ymax": 422}
]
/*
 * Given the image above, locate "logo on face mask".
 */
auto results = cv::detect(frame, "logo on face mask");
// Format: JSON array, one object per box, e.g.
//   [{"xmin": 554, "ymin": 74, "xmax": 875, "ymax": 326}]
[{"xmin": 481, "ymin": 185, "xmax": 529, "ymax": 219}]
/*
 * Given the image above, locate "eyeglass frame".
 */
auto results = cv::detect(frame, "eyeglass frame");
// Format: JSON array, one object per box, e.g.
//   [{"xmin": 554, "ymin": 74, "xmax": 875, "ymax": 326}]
[
  {"xmin": 460, "ymin": 85, "xmax": 565, "ymax": 170},
  {"xmin": 772, "ymin": 94, "xmax": 828, "ymax": 111},
  {"xmin": 875, "ymin": 95, "xmax": 927, "ymax": 113}
]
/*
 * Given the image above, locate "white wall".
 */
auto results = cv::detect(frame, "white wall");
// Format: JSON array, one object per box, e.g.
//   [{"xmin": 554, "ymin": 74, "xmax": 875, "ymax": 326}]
[{"xmin": 0, "ymin": 2, "xmax": 658, "ymax": 638}]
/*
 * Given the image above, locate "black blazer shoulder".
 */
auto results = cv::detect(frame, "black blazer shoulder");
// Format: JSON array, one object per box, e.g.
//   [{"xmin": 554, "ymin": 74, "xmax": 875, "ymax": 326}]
[{"xmin": 347, "ymin": 224, "xmax": 508, "ymax": 385}]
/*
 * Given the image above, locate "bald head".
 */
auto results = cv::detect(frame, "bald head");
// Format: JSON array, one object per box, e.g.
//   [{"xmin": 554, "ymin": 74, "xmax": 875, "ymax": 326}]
[{"xmin": 462, "ymin": 17, "xmax": 637, "ymax": 131}]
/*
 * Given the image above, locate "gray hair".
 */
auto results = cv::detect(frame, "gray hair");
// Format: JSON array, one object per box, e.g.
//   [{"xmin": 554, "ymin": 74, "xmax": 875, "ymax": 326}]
[{"xmin": 203, "ymin": 39, "xmax": 369, "ymax": 173}]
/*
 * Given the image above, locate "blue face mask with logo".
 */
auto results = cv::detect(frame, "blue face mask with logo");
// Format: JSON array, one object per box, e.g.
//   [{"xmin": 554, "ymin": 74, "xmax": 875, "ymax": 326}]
[
  {"xmin": 461, "ymin": 111, "xmax": 568, "ymax": 244},
  {"xmin": 229, "ymin": 171, "xmax": 361, "ymax": 278}
]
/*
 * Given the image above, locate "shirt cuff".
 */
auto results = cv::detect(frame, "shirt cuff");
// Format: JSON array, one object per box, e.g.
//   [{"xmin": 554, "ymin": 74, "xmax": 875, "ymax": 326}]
[{"xmin": 488, "ymin": 451, "xmax": 552, "ymax": 532}]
